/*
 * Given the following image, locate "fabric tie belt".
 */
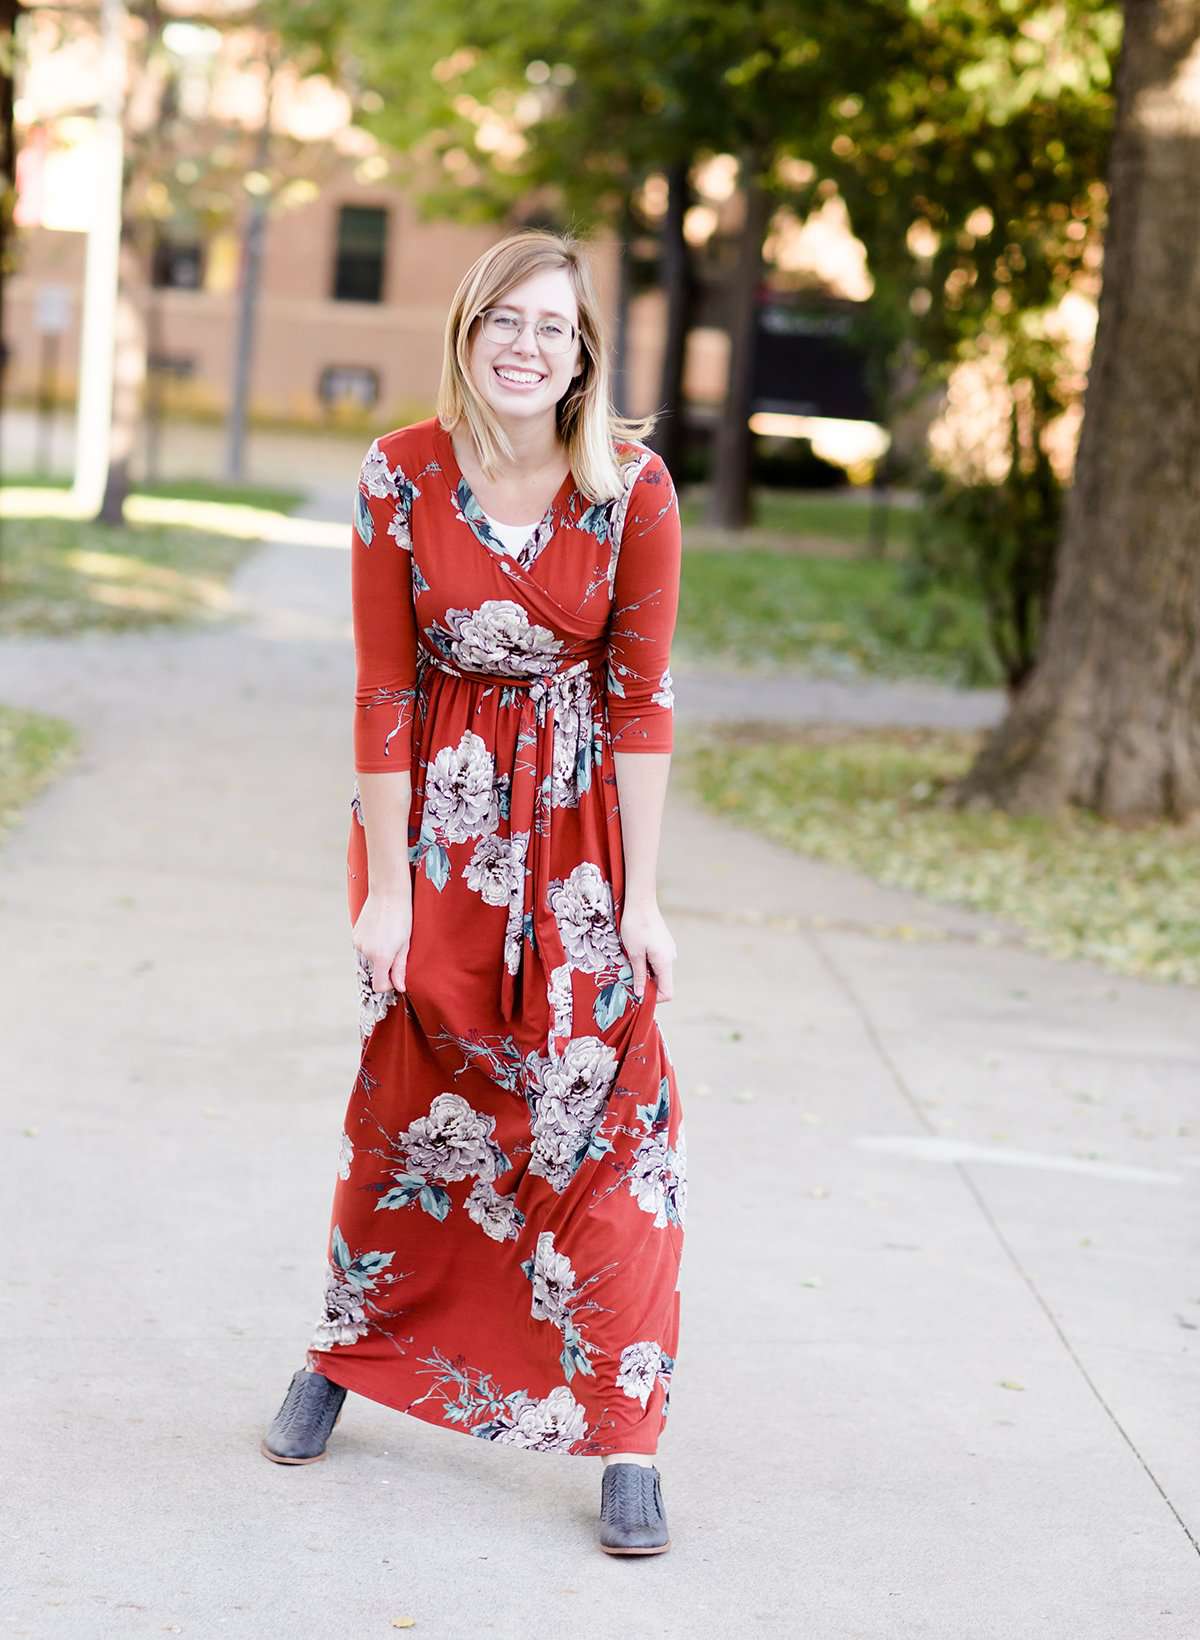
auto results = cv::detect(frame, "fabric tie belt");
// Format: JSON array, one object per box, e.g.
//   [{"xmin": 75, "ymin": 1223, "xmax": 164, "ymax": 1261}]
[
  {"xmin": 417, "ymin": 646, "xmax": 609, "ymax": 1046},
  {"xmin": 418, "ymin": 648, "xmax": 604, "ymax": 695}
]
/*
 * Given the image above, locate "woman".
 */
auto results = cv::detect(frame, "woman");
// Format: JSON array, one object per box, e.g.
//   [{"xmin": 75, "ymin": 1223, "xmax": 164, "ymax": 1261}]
[{"xmin": 261, "ymin": 229, "xmax": 686, "ymax": 1557}]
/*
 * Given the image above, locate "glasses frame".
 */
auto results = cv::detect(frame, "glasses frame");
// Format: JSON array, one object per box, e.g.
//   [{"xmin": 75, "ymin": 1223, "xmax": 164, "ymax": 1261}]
[{"xmin": 478, "ymin": 306, "xmax": 579, "ymax": 355}]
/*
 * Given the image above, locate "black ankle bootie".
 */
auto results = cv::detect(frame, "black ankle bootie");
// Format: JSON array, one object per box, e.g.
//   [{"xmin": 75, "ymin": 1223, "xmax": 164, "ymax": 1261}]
[
  {"xmin": 598, "ymin": 1462, "xmax": 671, "ymax": 1555},
  {"xmin": 261, "ymin": 1367, "xmax": 347, "ymax": 1465}
]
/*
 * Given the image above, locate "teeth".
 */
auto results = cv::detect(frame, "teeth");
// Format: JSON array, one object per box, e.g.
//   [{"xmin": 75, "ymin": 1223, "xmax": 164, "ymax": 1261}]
[{"xmin": 496, "ymin": 368, "xmax": 543, "ymax": 383}]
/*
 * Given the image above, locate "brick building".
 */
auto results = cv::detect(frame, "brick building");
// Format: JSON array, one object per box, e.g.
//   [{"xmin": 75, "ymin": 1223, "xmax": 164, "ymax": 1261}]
[{"xmin": 4, "ymin": 9, "xmax": 714, "ymax": 431}]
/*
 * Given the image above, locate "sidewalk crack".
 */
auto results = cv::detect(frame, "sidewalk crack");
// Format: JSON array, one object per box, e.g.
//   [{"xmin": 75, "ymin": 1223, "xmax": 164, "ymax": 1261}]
[{"xmin": 804, "ymin": 922, "xmax": 1200, "ymax": 1561}]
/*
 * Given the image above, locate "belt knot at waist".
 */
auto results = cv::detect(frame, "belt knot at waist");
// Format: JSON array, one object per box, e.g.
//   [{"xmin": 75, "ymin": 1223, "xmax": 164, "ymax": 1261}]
[{"xmin": 419, "ymin": 650, "xmax": 604, "ymax": 699}]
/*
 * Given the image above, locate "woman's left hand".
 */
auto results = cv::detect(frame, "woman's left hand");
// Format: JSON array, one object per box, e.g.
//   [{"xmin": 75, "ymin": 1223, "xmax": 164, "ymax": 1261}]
[{"xmin": 619, "ymin": 896, "xmax": 677, "ymax": 1003}]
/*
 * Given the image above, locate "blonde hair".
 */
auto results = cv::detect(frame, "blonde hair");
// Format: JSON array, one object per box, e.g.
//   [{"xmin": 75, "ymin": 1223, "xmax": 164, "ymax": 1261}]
[{"xmin": 435, "ymin": 228, "xmax": 658, "ymax": 505}]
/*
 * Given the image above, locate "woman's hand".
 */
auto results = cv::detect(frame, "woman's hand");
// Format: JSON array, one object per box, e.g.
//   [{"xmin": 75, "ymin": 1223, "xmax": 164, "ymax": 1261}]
[
  {"xmin": 352, "ymin": 887, "xmax": 413, "ymax": 995},
  {"xmin": 619, "ymin": 895, "xmax": 677, "ymax": 1004}
]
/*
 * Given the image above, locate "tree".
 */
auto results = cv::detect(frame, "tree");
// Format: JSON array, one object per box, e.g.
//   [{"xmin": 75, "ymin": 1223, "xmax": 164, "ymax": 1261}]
[
  {"xmin": 648, "ymin": 160, "xmax": 693, "ymax": 481},
  {"xmin": 45, "ymin": 0, "xmax": 376, "ymax": 515},
  {"xmin": 705, "ymin": 149, "xmax": 773, "ymax": 528},
  {"xmin": 801, "ymin": 0, "xmax": 1118, "ymax": 660},
  {"xmin": 954, "ymin": 0, "xmax": 1200, "ymax": 821},
  {"xmin": 311, "ymin": 0, "xmax": 711, "ymax": 459},
  {"xmin": 311, "ymin": 0, "xmax": 825, "ymax": 518},
  {"xmin": 0, "ymin": 0, "xmax": 21, "ymax": 473}
]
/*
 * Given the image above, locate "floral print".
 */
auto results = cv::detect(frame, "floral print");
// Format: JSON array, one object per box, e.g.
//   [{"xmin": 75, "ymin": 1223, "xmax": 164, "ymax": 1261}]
[
  {"xmin": 337, "ymin": 1131, "xmax": 354, "ymax": 1180},
  {"xmin": 309, "ymin": 1223, "xmax": 408, "ymax": 1355},
  {"xmin": 428, "ymin": 599, "xmax": 564, "ymax": 679},
  {"xmin": 524, "ymin": 1035, "xmax": 619, "ymax": 1193},
  {"xmin": 521, "ymin": 1230, "xmax": 606, "ymax": 1380},
  {"xmin": 309, "ymin": 417, "xmax": 684, "ymax": 1456},
  {"xmin": 396, "ymin": 1091, "xmax": 507, "ymax": 1185},
  {"xmin": 486, "ymin": 1385, "xmax": 588, "ymax": 1450},
  {"xmin": 424, "ymin": 730, "xmax": 500, "ymax": 845},
  {"xmin": 548, "ymin": 861, "xmax": 625, "ymax": 973},
  {"xmin": 406, "ymin": 1349, "xmax": 589, "ymax": 1451},
  {"xmin": 628, "ymin": 1127, "xmax": 688, "ymax": 1229},
  {"xmin": 465, "ymin": 1178, "xmax": 525, "ymax": 1242},
  {"xmin": 616, "ymin": 1339, "xmax": 675, "ymax": 1411},
  {"xmin": 356, "ymin": 946, "xmax": 399, "ymax": 1043}
]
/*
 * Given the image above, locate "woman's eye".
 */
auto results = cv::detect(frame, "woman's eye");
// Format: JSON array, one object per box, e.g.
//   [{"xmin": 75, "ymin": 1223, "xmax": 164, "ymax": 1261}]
[{"xmin": 540, "ymin": 323, "xmax": 566, "ymax": 340}]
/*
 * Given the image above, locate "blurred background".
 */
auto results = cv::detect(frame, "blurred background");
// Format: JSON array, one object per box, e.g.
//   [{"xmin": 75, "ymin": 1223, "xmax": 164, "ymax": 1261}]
[
  {"xmin": 0, "ymin": 0, "xmax": 1196, "ymax": 982},
  {"xmin": 2, "ymin": 8, "xmax": 1199, "ymax": 1633}
]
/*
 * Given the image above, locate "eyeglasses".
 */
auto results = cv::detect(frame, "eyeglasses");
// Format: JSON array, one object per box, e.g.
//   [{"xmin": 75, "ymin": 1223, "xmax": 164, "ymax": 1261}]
[{"xmin": 479, "ymin": 307, "xmax": 577, "ymax": 354}]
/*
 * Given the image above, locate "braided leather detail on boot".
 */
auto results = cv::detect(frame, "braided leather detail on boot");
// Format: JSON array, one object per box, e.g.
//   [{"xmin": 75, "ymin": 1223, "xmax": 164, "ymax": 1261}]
[
  {"xmin": 261, "ymin": 1368, "xmax": 347, "ymax": 1464},
  {"xmin": 598, "ymin": 1463, "xmax": 670, "ymax": 1554}
]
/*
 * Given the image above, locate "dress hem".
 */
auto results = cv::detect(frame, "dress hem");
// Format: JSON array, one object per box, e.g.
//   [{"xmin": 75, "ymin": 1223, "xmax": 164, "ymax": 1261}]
[{"xmin": 309, "ymin": 1348, "xmax": 664, "ymax": 1459}]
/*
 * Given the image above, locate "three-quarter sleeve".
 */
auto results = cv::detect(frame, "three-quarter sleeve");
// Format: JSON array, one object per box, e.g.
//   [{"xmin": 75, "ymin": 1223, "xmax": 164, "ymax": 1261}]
[
  {"xmin": 350, "ymin": 437, "xmax": 419, "ymax": 774},
  {"xmin": 606, "ymin": 451, "xmax": 682, "ymax": 753}
]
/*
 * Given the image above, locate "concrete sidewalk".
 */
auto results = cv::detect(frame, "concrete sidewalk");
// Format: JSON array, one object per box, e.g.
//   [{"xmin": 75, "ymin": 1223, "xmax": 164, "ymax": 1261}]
[{"xmin": 1, "ymin": 496, "xmax": 1197, "ymax": 1639}]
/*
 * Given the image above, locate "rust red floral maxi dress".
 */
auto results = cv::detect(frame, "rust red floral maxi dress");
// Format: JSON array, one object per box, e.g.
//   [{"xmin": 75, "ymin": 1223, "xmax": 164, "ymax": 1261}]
[{"xmin": 305, "ymin": 416, "xmax": 686, "ymax": 1457}]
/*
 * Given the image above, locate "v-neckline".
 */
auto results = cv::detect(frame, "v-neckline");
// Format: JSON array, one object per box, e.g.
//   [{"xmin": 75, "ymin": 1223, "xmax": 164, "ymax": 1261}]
[{"xmin": 435, "ymin": 423, "xmax": 575, "ymax": 574}]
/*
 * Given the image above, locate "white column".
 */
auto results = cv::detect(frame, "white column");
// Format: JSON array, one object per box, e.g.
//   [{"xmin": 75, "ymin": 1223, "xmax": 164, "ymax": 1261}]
[{"xmin": 71, "ymin": 0, "xmax": 126, "ymax": 516}]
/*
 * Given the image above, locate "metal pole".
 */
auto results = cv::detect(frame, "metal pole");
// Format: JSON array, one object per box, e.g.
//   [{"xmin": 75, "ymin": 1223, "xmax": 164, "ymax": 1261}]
[
  {"xmin": 36, "ymin": 331, "xmax": 58, "ymax": 471},
  {"xmin": 225, "ymin": 65, "xmax": 273, "ymax": 483}
]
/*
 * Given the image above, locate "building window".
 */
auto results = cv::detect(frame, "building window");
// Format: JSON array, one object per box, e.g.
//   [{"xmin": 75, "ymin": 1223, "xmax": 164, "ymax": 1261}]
[
  {"xmin": 152, "ymin": 233, "xmax": 204, "ymax": 291},
  {"xmin": 318, "ymin": 365, "xmax": 380, "ymax": 411},
  {"xmin": 333, "ymin": 205, "xmax": 388, "ymax": 303}
]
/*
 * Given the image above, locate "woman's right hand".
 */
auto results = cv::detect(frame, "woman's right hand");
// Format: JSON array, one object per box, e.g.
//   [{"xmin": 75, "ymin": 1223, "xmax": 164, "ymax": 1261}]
[{"xmin": 352, "ymin": 887, "xmax": 413, "ymax": 995}]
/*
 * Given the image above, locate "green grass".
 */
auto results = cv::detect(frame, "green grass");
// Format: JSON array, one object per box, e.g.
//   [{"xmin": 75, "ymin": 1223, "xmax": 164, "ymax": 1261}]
[
  {"xmin": 677, "ymin": 723, "xmax": 1200, "ymax": 985},
  {"xmin": 0, "ymin": 480, "xmax": 303, "ymax": 636},
  {"xmin": 678, "ymin": 489, "xmax": 920, "ymax": 555},
  {"xmin": 0, "ymin": 473, "xmax": 303, "ymax": 514},
  {"xmin": 0, "ymin": 512, "xmax": 259, "ymax": 634},
  {"xmin": 0, "ymin": 703, "xmax": 78, "ymax": 837},
  {"xmin": 676, "ymin": 549, "xmax": 1001, "ymax": 686},
  {"xmin": 0, "ymin": 477, "xmax": 303, "ymax": 838}
]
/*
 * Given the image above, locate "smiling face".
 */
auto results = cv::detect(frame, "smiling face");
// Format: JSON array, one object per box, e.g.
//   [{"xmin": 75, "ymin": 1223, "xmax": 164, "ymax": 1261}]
[{"xmin": 465, "ymin": 265, "xmax": 584, "ymax": 432}]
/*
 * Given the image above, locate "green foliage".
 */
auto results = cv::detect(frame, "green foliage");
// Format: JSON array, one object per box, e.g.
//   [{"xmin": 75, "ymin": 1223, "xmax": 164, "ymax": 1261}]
[
  {"xmin": 679, "ymin": 723, "xmax": 1200, "ymax": 985},
  {"xmin": 908, "ymin": 425, "xmax": 1061, "ymax": 690},
  {"xmin": 305, "ymin": 0, "xmax": 836, "ymax": 231},
  {"xmin": 0, "ymin": 704, "xmax": 78, "ymax": 841},
  {"xmin": 812, "ymin": 0, "xmax": 1122, "ymax": 366},
  {"xmin": 796, "ymin": 3, "xmax": 1120, "ymax": 681}
]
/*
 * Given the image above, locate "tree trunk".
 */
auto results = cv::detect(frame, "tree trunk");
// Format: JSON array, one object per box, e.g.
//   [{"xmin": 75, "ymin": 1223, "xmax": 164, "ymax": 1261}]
[
  {"xmin": 646, "ymin": 158, "xmax": 691, "ymax": 482},
  {"xmin": 98, "ymin": 221, "xmax": 146, "ymax": 523},
  {"xmin": 225, "ymin": 59, "xmax": 276, "ymax": 483},
  {"xmin": 610, "ymin": 193, "xmax": 636, "ymax": 419},
  {"xmin": 706, "ymin": 150, "xmax": 772, "ymax": 531},
  {"xmin": 0, "ymin": 0, "xmax": 21, "ymax": 484},
  {"xmin": 955, "ymin": 0, "xmax": 1200, "ymax": 822}
]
